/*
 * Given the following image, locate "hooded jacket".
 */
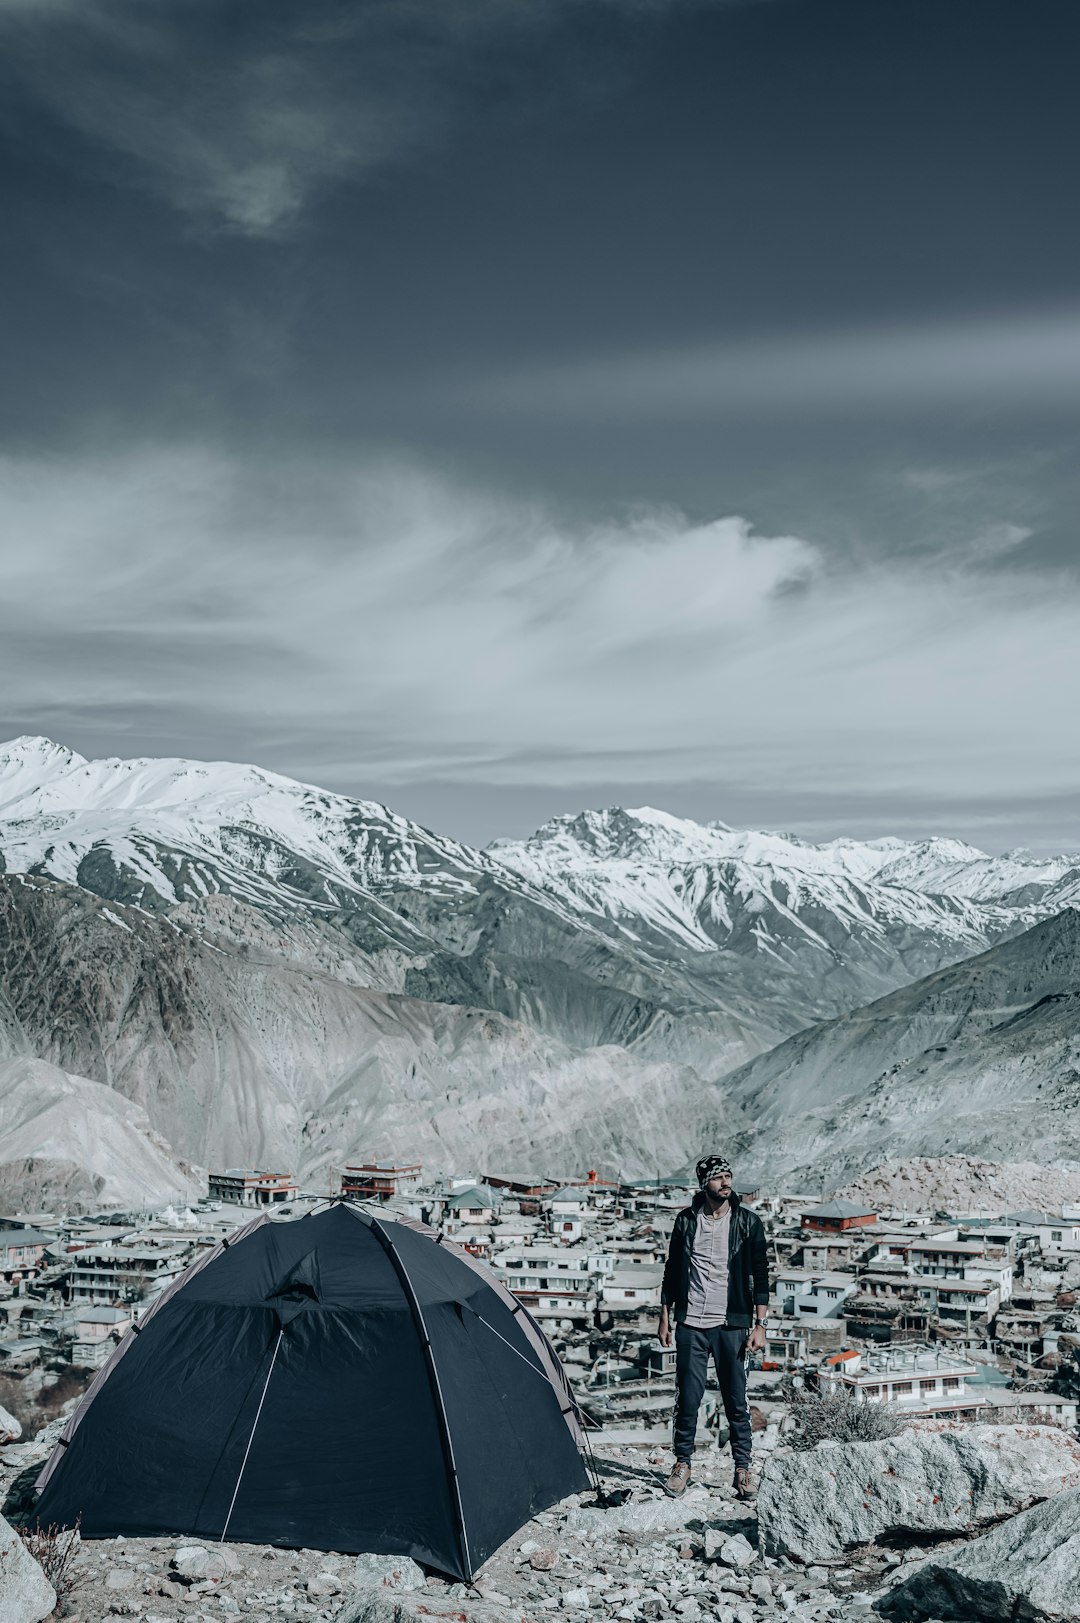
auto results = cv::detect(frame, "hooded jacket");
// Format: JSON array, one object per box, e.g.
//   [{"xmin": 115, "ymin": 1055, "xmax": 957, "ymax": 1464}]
[{"xmin": 660, "ymin": 1191, "xmax": 770, "ymax": 1328}]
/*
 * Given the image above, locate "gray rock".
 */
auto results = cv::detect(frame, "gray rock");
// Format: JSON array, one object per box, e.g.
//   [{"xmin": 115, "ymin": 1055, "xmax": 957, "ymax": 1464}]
[
  {"xmin": 878, "ymin": 1482, "xmax": 1080, "ymax": 1621},
  {"xmin": 0, "ymin": 1513, "xmax": 56, "ymax": 1623},
  {"xmin": 719, "ymin": 1535, "xmax": 757, "ymax": 1571},
  {"xmin": 351, "ymin": 1552, "xmax": 425, "ymax": 1592},
  {"xmin": 106, "ymin": 1567, "xmax": 136, "ymax": 1588},
  {"xmin": 173, "ymin": 1543, "xmax": 229, "ymax": 1581},
  {"xmin": 757, "ymin": 1424, "xmax": 1080, "ymax": 1563},
  {"xmin": 0, "ymin": 1404, "xmax": 22, "ymax": 1441},
  {"xmin": 561, "ymin": 1487, "xmax": 715, "ymax": 1537}
]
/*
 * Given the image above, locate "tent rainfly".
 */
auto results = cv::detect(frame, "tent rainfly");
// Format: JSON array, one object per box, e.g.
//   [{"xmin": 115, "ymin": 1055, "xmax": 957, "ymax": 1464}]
[{"xmin": 35, "ymin": 1203, "xmax": 589, "ymax": 1580}]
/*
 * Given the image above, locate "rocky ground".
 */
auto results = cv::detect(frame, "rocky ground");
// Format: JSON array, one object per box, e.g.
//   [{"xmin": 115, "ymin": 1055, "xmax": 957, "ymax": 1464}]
[
  {"xmin": 5, "ymin": 1422, "xmax": 1080, "ymax": 1623},
  {"xmin": 0, "ymin": 1434, "xmax": 961, "ymax": 1623}
]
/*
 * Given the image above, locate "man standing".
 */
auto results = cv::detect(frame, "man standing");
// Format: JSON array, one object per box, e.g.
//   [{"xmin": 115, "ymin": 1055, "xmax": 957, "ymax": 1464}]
[{"xmin": 658, "ymin": 1154, "xmax": 769, "ymax": 1500}]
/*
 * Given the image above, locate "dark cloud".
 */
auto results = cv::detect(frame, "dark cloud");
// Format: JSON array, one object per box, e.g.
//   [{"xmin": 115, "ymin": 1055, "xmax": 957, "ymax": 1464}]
[
  {"xmin": 0, "ymin": 0, "xmax": 702, "ymax": 234},
  {"xmin": 1, "ymin": 0, "xmax": 1078, "ymax": 849}
]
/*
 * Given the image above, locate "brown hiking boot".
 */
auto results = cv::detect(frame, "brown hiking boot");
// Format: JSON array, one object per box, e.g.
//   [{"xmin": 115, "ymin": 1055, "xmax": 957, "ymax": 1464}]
[
  {"xmin": 663, "ymin": 1460, "xmax": 691, "ymax": 1497},
  {"xmin": 733, "ymin": 1466, "xmax": 758, "ymax": 1501}
]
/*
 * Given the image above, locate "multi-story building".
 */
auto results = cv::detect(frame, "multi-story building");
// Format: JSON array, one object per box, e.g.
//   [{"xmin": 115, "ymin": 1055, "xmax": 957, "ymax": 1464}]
[
  {"xmin": 491, "ymin": 1247, "xmax": 603, "ymax": 1324},
  {"xmin": 915, "ymin": 1276, "xmax": 1001, "ymax": 1327},
  {"xmin": 67, "ymin": 1245, "xmax": 188, "ymax": 1305},
  {"xmin": 775, "ymin": 1267, "xmax": 857, "ymax": 1321},
  {"xmin": 817, "ymin": 1344, "xmax": 987, "ymax": 1418},
  {"xmin": 799, "ymin": 1231, "xmax": 860, "ymax": 1272},
  {"xmin": 340, "ymin": 1162, "xmax": 422, "ymax": 1201},
  {"xmin": 0, "ymin": 1226, "xmax": 55, "ymax": 1285},
  {"xmin": 207, "ymin": 1169, "xmax": 298, "ymax": 1207}
]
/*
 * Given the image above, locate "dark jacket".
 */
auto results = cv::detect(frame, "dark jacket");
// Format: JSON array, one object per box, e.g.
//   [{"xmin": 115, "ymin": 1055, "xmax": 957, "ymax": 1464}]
[{"xmin": 660, "ymin": 1192, "xmax": 770, "ymax": 1328}]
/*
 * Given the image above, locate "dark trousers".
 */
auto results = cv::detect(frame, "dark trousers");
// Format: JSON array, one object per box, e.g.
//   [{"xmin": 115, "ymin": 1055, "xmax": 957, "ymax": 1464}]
[{"xmin": 673, "ymin": 1323, "xmax": 752, "ymax": 1468}]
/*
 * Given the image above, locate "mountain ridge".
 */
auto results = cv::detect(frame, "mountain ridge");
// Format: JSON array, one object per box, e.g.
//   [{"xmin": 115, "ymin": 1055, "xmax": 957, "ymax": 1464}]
[{"xmin": 1, "ymin": 735, "xmax": 1077, "ymax": 1197}]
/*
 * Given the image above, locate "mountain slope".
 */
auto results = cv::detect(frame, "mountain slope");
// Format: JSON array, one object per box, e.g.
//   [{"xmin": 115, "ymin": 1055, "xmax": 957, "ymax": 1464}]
[
  {"xmin": 714, "ymin": 908, "xmax": 1080, "ymax": 1187},
  {"xmin": 0, "ymin": 1055, "xmax": 203, "ymax": 1210},
  {"xmin": 0, "ymin": 873, "xmax": 718, "ymax": 1180},
  {"xmin": 3, "ymin": 737, "xmax": 1078, "ymax": 1188}
]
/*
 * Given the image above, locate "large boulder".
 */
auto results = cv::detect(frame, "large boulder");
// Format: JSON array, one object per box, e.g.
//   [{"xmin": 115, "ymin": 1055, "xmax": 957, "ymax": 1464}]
[
  {"xmin": 0, "ymin": 1513, "xmax": 56, "ymax": 1623},
  {"xmin": 757, "ymin": 1424, "xmax": 1080, "ymax": 1563},
  {"xmin": 0, "ymin": 1405, "xmax": 22, "ymax": 1443},
  {"xmin": 878, "ymin": 1483, "xmax": 1080, "ymax": 1621}
]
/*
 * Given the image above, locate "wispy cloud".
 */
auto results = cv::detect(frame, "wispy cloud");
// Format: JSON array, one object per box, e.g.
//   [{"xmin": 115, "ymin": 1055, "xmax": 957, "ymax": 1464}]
[
  {"xmin": 0, "ymin": 0, "xmax": 705, "ymax": 234},
  {"xmin": 0, "ymin": 446, "xmax": 1076, "ymax": 816},
  {"xmin": 458, "ymin": 307, "xmax": 1080, "ymax": 418}
]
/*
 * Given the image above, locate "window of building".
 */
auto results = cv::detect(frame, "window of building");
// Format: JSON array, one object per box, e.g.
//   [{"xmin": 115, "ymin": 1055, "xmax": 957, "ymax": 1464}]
[
  {"xmin": 862, "ymin": 1384, "xmax": 880, "ymax": 1397},
  {"xmin": 943, "ymin": 1376, "xmax": 961, "ymax": 1390},
  {"xmin": 1052, "ymin": 1231, "xmax": 1062, "ymax": 1242},
  {"xmin": 892, "ymin": 1381, "xmax": 913, "ymax": 1395},
  {"xmin": 920, "ymin": 1379, "xmax": 937, "ymax": 1392}
]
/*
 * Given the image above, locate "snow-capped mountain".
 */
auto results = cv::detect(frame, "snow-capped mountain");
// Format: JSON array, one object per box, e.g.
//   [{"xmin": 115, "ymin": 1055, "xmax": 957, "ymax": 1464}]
[
  {"xmin": 0, "ymin": 736, "xmax": 1075, "ymax": 1194},
  {"xmin": 489, "ymin": 807, "xmax": 1046, "ymax": 1017}
]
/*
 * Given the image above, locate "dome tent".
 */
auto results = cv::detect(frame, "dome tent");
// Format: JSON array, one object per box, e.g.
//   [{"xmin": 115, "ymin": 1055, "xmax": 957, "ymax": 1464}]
[{"xmin": 36, "ymin": 1203, "xmax": 589, "ymax": 1580}]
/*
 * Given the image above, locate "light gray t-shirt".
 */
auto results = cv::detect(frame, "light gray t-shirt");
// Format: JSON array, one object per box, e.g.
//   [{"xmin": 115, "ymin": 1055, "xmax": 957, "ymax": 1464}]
[{"xmin": 684, "ymin": 1206, "xmax": 730, "ymax": 1328}]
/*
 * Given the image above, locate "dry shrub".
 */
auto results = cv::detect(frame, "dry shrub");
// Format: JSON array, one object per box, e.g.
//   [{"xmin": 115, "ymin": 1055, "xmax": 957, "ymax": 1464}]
[
  {"xmin": 782, "ymin": 1379, "xmax": 904, "ymax": 1450},
  {"xmin": 17, "ymin": 1517, "xmax": 81, "ymax": 1601}
]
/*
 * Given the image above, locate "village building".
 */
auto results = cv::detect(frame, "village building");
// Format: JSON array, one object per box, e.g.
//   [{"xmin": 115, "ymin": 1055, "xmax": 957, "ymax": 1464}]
[
  {"xmin": 66, "ymin": 1244, "xmax": 188, "ymax": 1305},
  {"xmin": 71, "ymin": 1305, "xmax": 132, "ymax": 1367},
  {"xmin": 775, "ymin": 1266, "xmax": 857, "ymax": 1321},
  {"xmin": 481, "ymin": 1173, "xmax": 559, "ymax": 1198},
  {"xmin": 762, "ymin": 1325, "xmax": 811, "ymax": 1369},
  {"xmin": 843, "ymin": 1272, "xmax": 931, "ymax": 1341},
  {"xmin": 915, "ymin": 1275, "xmax": 1002, "ymax": 1329},
  {"xmin": 1035, "ymin": 1211, "xmax": 1080, "ymax": 1253},
  {"xmin": 800, "ymin": 1200, "xmax": 878, "ymax": 1233},
  {"xmin": 0, "ymin": 1226, "xmax": 55, "ymax": 1286},
  {"xmin": 339, "ymin": 1162, "xmax": 423, "ymax": 1201},
  {"xmin": 817, "ymin": 1344, "xmax": 988, "ymax": 1418},
  {"xmin": 440, "ymin": 1184, "xmax": 503, "ymax": 1227},
  {"xmin": 599, "ymin": 1266, "xmax": 664, "ymax": 1316},
  {"xmin": 207, "ymin": 1169, "xmax": 298, "ymax": 1207},
  {"xmin": 798, "ymin": 1230, "xmax": 860, "ymax": 1272}
]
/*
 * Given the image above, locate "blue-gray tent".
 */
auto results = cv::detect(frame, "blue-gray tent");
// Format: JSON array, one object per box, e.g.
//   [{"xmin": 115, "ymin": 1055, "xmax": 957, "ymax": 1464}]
[{"xmin": 35, "ymin": 1204, "xmax": 589, "ymax": 1580}]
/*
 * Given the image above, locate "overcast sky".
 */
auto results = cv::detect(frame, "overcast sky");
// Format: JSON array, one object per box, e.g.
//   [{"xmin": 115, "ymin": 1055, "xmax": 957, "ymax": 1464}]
[{"xmin": 1, "ymin": 0, "xmax": 1078, "ymax": 851}]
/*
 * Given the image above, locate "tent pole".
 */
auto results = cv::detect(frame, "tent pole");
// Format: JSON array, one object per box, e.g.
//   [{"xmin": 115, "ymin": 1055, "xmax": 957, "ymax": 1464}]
[
  {"xmin": 219, "ymin": 1325, "xmax": 284, "ymax": 1544},
  {"xmin": 364, "ymin": 1211, "xmax": 474, "ymax": 1583}
]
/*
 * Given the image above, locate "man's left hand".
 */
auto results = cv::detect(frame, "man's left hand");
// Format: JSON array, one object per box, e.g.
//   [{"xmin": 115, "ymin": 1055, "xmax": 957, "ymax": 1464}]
[{"xmin": 747, "ymin": 1324, "xmax": 766, "ymax": 1354}]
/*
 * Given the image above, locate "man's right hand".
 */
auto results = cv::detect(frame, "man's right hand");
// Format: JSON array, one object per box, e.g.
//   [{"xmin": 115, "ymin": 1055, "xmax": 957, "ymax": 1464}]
[{"xmin": 658, "ymin": 1308, "xmax": 673, "ymax": 1348}]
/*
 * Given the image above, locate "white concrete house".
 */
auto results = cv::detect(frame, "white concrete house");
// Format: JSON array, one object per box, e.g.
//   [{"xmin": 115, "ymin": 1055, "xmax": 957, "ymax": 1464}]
[
  {"xmin": 599, "ymin": 1267, "xmax": 663, "ymax": 1312},
  {"xmin": 818, "ymin": 1344, "xmax": 987, "ymax": 1417},
  {"xmin": 1037, "ymin": 1216, "xmax": 1080, "ymax": 1253},
  {"xmin": 775, "ymin": 1268, "xmax": 856, "ymax": 1321}
]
